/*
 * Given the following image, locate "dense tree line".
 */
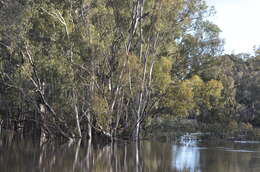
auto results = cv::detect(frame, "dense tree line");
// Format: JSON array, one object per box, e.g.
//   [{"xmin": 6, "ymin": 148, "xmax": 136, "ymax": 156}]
[{"xmin": 0, "ymin": 0, "xmax": 259, "ymax": 141}]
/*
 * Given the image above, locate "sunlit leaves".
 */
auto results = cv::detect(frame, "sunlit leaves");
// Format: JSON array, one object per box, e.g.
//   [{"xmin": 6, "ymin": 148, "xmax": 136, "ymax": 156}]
[
  {"xmin": 153, "ymin": 56, "xmax": 172, "ymax": 92},
  {"xmin": 93, "ymin": 95, "xmax": 111, "ymax": 131},
  {"xmin": 159, "ymin": 75, "xmax": 223, "ymax": 117},
  {"xmin": 0, "ymin": 0, "xmax": 229, "ymax": 138}
]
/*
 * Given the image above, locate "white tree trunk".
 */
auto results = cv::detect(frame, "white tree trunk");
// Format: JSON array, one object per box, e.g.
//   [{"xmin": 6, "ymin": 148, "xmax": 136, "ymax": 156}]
[{"xmin": 74, "ymin": 103, "xmax": 82, "ymax": 138}]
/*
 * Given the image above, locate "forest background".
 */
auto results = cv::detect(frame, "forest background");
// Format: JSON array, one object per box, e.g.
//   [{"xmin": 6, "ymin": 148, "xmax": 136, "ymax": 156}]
[{"xmin": 1, "ymin": 0, "xmax": 260, "ymax": 141}]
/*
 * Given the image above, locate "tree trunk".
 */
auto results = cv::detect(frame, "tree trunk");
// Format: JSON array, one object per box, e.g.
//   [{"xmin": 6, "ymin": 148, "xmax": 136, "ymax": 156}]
[
  {"xmin": 73, "ymin": 89, "xmax": 82, "ymax": 138},
  {"xmin": 74, "ymin": 104, "xmax": 82, "ymax": 138},
  {"xmin": 87, "ymin": 111, "xmax": 92, "ymax": 139}
]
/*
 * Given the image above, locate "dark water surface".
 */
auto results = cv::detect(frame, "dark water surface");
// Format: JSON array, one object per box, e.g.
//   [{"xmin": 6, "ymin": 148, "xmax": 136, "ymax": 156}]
[{"xmin": 1, "ymin": 137, "xmax": 260, "ymax": 172}]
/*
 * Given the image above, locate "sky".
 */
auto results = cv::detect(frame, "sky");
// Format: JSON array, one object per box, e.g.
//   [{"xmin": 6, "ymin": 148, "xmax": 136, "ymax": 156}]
[{"xmin": 205, "ymin": 0, "xmax": 260, "ymax": 54}]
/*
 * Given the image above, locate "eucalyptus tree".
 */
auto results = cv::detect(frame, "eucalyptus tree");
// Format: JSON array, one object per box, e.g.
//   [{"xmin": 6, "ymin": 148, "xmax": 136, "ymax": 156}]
[
  {"xmin": 0, "ymin": 0, "xmax": 225, "ymax": 140},
  {"xmin": 170, "ymin": 6, "xmax": 224, "ymax": 80}
]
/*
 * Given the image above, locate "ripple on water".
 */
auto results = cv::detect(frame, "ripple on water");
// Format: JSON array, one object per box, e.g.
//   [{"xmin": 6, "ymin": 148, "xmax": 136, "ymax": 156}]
[
  {"xmin": 234, "ymin": 141, "xmax": 260, "ymax": 144},
  {"xmin": 216, "ymin": 146, "xmax": 258, "ymax": 153}
]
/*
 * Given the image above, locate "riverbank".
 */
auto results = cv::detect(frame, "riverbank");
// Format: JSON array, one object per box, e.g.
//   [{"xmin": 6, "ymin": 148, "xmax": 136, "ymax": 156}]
[{"xmin": 144, "ymin": 119, "xmax": 260, "ymax": 142}]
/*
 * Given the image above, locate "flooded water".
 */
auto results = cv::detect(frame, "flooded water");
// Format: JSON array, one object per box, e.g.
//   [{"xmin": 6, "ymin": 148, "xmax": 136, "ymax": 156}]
[{"xmin": 1, "ymin": 137, "xmax": 260, "ymax": 172}]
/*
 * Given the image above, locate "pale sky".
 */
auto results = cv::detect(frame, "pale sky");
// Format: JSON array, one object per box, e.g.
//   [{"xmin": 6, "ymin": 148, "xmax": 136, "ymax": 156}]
[{"xmin": 206, "ymin": 0, "xmax": 260, "ymax": 54}]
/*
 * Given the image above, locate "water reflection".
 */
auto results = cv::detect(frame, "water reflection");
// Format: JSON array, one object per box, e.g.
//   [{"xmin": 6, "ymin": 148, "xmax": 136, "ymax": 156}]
[
  {"xmin": 172, "ymin": 145, "xmax": 201, "ymax": 172},
  {"xmin": 1, "ymin": 136, "xmax": 260, "ymax": 172},
  {"xmin": 170, "ymin": 133, "xmax": 201, "ymax": 172}
]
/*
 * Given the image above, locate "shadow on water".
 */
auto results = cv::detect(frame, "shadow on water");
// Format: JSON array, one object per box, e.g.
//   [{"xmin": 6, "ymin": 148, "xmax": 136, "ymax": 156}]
[{"xmin": 1, "ymin": 132, "xmax": 260, "ymax": 172}]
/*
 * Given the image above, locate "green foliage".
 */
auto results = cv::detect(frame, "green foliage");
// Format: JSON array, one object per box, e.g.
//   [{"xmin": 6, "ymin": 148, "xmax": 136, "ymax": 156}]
[
  {"xmin": 160, "ymin": 80, "xmax": 195, "ymax": 117},
  {"xmin": 202, "ymin": 79, "xmax": 223, "ymax": 109},
  {"xmin": 158, "ymin": 74, "xmax": 223, "ymax": 118},
  {"xmin": 152, "ymin": 57, "xmax": 172, "ymax": 92},
  {"xmin": 4, "ymin": 0, "xmax": 257, "ymax": 141},
  {"xmin": 93, "ymin": 95, "xmax": 110, "ymax": 131}
]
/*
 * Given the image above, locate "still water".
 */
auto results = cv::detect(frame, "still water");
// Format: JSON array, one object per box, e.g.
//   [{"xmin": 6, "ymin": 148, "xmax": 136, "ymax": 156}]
[{"xmin": 1, "ymin": 137, "xmax": 260, "ymax": 172}]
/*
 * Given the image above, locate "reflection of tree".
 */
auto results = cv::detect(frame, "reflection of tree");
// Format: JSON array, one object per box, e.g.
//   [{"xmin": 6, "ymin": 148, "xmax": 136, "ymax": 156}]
[
  {"xmin": 171, "ymin": 145, "xmax": 201, "ymax": 172},
  {"xmin": 135, "ymin": 141, "xmax": 143, "ymax": 172},
  {"xmin": 2, "ymin": 139, "xmax": 260, "ymax": 172},
  {"xmin": 142, "ymin": 141, "xmax": 173, "ymax": 171},
  {"xmin": 198, "ymin": 142, "xmax": 260, "ymax": 172},
  {"xmin": 72, "ymin": 139, "xmax": 81, "ymax": 171},
  {"xmin": 85, "ymin": 139, "xmax": 93, "ymax": 171},
  {"xmin": 37, "ymin": 140, "xmax": 78, "ymax": 172}
]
